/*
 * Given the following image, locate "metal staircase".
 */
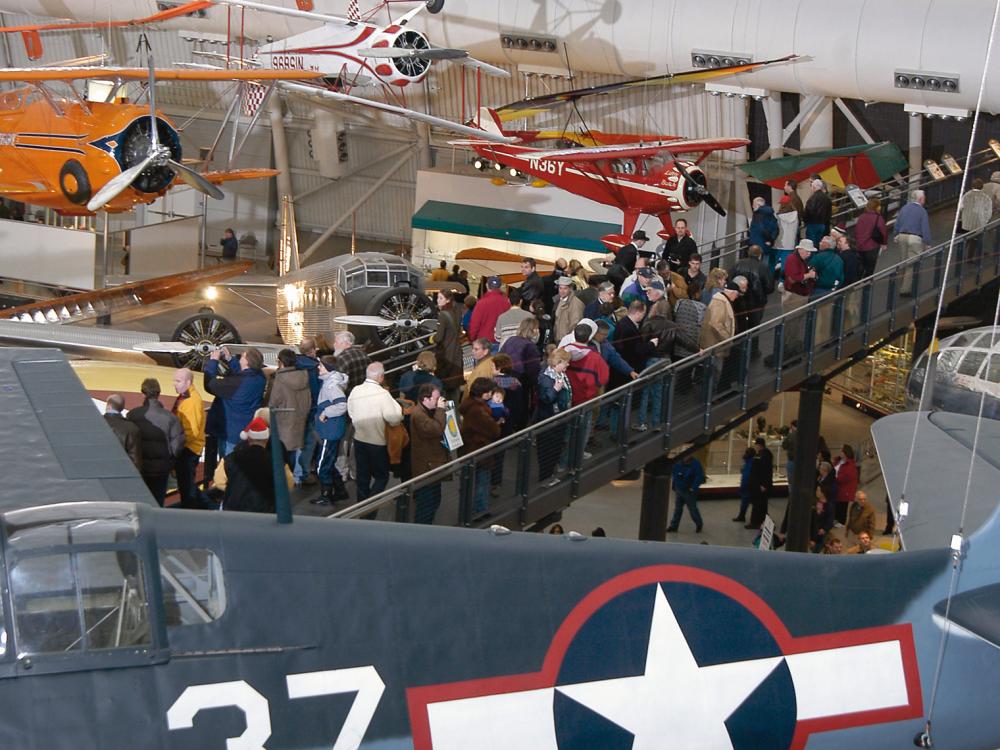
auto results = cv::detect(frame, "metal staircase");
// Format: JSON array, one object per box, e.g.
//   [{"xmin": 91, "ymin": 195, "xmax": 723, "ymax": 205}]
[{"xmin": 333, "ymin": 219, "xmax": 1000, "ymax": 531}]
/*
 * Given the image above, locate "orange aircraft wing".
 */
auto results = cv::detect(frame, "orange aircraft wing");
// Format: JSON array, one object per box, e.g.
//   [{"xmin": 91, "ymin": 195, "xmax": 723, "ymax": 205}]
[
  {"xmin": 0, "ymin": 1, "xmax": 212, "ymax": 34},
  {"xmin": 203, "ymin": 168, "xmax": 280, "ymax": 184},
  {"xmin": 0, "ymin": 67, "xmax": 324, "ymax": 81}
]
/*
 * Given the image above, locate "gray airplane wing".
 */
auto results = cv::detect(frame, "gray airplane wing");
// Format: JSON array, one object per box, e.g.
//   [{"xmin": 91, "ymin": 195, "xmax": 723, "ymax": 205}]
[
  {"xmin": 872, "ymin": 410, "xmax": 1000, "ymax": 551},
  {"xmin": 0, "ymin": 348, "xmax": 154, "ymax": 510}
]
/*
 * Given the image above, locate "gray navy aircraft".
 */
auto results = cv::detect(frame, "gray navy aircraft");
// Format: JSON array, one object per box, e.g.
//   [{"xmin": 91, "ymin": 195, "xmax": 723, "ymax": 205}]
[{"xmin": 0, "ymin": 347, "xmax": 998, "ymax": 749}]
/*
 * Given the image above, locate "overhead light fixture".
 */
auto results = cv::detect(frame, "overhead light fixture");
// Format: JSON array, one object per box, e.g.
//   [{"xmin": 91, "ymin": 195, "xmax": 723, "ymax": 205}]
[
  {"xmin": 473, "ymin": 158, "xmax": 486, "ymax": 170},
  {"xmin": 705, "ymin": 82, "xmax": 768, "ymax": 99},
  {"xmin": 895, "ymin": 69, "xmax": 960, "ymax": 94},
  {"xmin": 508, "ymin": 167, "xmax": 520, "ymax": 178},
  {"xmin": 691, "ymin": 49, "xmax": 752, "ymax": 69},
  {"xmin": 493, "ymin": 162, "xmax": 504, "ymax": 171},
  {"xmin": 501, "ymin": 32, "xmax": 558, "ymax": 53},
  {"xmin": 904, "ymin": 103, "xmax": 970, "ymax": 119}
]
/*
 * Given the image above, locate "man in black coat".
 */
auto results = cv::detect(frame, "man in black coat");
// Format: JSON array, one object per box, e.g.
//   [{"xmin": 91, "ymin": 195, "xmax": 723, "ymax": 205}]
[
  {"xmin": 615, "ymin": 229, "xmax": 649, "ymax": 278},
  {"xmin": 519, "ymin": 257, "xmax": 545, "ymax": 311},
  {"xmin": 729, "ymin": 244, "xmax": 774, "ymax": 355},
  {"xmin": 662, "ymin": 218, "xmax": 698, "ymax": 271},
  {"xmin": 613, "ymin": 300, "xmax": 656, "ymax": 372},
  {"xmin": 127, "ymin": 378, "xmax": 184, "ymax": 506},
  {"xmin": 104, "ymin": 393, "xmax": 142, "ymax": 470},
  {"xmin": 222, "ymin": 417, "xmax": 276, "ymax": 513},
  {"xmin": 746, "ymin": 437, "xmax": 774, "ymax": 529}
]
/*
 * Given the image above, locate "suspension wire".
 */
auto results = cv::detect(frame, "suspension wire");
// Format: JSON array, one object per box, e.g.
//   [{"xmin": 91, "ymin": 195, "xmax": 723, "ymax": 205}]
[
  {"xmin": 907, "ymin": 0, "xmax": 1000, "ymax": 728},
  {"xmin": 898, "ymin": 0, "xmax": 1000, "ymax": 523}
]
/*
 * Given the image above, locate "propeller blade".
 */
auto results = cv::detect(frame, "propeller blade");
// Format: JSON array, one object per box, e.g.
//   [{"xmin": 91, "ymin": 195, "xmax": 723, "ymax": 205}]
[
  {"xmin": 334, "ymin": 315, "xmax": 396, "ymax": 328},
  {"xmin": 86, "ymin": 152, "xmax": 158, "ymax": 212},
  {"xmin": 358, "ymin": 47, "xmax": 467, "ymax": 61},
  {"xmin": 167, "ymin": 159, "xmax": 225, "ymax": 200},
  {"xmin": 671, "ymin": 156, "xmax": 726, "ymax": 217},
  {"xmin": 703, "ymin": 192, "xmax": 727, "ymax": 217},
  {"xmin": 459, "ymin": 56, "xmax": 511, "ymax": 79}
]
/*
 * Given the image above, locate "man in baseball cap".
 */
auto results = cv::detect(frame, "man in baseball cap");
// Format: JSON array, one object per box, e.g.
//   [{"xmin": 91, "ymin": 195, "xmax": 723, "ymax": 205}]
[{"xmin": 467, "ymin": 274, "xmax": 510, "ymax": 344}]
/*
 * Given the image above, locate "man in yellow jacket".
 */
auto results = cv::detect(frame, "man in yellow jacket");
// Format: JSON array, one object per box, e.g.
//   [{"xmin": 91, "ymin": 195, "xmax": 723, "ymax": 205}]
[{"xmin": 173, "ymin": 367, "xmax": 206, "ymax": 508}]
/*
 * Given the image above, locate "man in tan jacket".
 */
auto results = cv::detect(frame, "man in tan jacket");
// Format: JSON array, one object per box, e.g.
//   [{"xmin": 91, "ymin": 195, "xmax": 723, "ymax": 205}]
[
  {"xmin": 699, "ymin": 277, "xmax": 745, "ymax": 391},
  {"xmin": 553, "ymin": 276, "xmax": 585, "ymax": 341}
]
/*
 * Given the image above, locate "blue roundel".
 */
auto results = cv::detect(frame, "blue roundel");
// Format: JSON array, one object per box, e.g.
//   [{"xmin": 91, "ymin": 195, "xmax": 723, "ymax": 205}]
[{"xmin": 552, "ymin": 582, "xmax": 797, "ymax": 749}]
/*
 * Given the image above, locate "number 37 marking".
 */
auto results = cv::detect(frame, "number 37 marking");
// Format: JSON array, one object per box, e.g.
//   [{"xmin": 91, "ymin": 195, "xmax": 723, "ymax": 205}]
[{"xmin": 166, "ymin": 666, "xmax": 385, "ymax": 750}]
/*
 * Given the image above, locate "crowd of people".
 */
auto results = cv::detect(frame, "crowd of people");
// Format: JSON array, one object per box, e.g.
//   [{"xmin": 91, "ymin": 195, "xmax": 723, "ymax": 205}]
[{"xmin": 101, "ymin": 176, "xmax": 941, "ymax": 529}]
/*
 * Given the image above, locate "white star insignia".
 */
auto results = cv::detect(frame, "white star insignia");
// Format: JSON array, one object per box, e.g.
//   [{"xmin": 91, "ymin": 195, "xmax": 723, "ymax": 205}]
[{"xmin": 556, "ymin": 585, "xmax": 783, "ymax": 749}]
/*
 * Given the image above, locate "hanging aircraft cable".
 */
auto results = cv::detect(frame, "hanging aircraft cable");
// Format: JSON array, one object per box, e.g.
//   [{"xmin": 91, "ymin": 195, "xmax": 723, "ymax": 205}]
[
  {"xmin": 900, "ymin": 0, "xmax": 1000, "ymax": 746},
  {"xmin": 560, "ymin": 41, "xmax": 628, "ymax": 206}
]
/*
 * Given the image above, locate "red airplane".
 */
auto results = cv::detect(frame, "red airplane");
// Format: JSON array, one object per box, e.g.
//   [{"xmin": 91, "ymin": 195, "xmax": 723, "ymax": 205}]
[{"xmin": 454, "ymin": 109, "xmax": 748, "ymax": 252}]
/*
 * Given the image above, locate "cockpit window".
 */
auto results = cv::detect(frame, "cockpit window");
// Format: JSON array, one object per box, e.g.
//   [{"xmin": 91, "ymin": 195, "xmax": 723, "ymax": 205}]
[
  {"xmin": 10, "ymin": 550, "xmax": 150, "ymax": 654},
  {"xmin": 160, "ymin": 549, "xmax": 226, "ymax": 626},
  {"xmin": 958, "ymin": 350, "xmax": 987, "ymax": 377},
  {"xmin": 4, "ymin": 503, "xmax": 138, "ymax": 552},
  {"xmin": 985, "ymin": 355, "xmax": 1000, "ymax": 384},
  {"xmin": 937, "ymin": 349, "xmax": 962, "ymax": 372}
]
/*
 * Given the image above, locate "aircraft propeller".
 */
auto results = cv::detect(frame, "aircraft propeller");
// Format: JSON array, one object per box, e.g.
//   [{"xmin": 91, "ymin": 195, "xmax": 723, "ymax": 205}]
[
  {"xmin": 86, "ymin": 46, "xmax": 225, "ymax": 212},
  {"xmin": 335, "ymin": 314, "xmax": 437, "ymax": 329},
  {"xmin": 670, "ymin": 155, "xmax": 726, "ymax": 217},
  {"xmin": 357, "ymin": 46, "xmax": 509, "ymax": 78}
]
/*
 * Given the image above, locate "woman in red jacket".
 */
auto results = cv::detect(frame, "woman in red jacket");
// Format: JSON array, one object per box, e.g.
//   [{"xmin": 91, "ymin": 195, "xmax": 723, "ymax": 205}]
[{"xmin": 834, "ymin": 444, "xmax": 859, "ymax": 525}]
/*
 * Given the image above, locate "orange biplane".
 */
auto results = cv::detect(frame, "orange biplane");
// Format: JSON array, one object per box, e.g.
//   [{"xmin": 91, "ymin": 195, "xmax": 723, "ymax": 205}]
[{"xmin": 0, "ymin": 60, "xmax": 321, "ymax": 214}]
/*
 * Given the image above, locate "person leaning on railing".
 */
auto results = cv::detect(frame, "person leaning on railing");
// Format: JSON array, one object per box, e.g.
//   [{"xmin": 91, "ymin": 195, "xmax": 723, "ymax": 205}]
[{"xmin": 537, "ymin": 348, "xmax": 573, "ymax": 485}]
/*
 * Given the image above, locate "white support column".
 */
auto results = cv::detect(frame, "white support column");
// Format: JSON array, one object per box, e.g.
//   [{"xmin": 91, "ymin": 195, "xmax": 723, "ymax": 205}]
[
  {"xmin": 765, "ymin": 92, "xmax": 784, "ymax": 205},
  {"xmin": 908, "ymin": 114, "xmax": 924, "ymax": 188}
]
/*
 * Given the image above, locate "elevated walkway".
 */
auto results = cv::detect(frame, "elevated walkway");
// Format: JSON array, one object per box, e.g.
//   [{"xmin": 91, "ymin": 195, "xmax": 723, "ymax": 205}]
[
  {"xmin": 334, "ymin": 217, "xmax": 1000, "ymax": 531},
  {"xmin": 695, "ymin": 145, "xmax": 1000, "ymax": 270}
]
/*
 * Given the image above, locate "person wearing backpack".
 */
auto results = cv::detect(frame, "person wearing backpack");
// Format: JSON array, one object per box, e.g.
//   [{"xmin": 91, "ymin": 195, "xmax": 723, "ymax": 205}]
[
  {"xmin": 312, "ymin": 355, "xmax": 350, "ymax": 505},
  {"xmin": 854, "ymin": 197, "xmax": 888, "ymax": 278}
]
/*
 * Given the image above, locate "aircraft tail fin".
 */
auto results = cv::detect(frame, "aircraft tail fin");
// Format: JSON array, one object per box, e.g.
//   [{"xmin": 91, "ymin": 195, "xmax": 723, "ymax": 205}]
[{"xmin": 476, "ymin": 107, "xmax": 507, "ymax": 138}]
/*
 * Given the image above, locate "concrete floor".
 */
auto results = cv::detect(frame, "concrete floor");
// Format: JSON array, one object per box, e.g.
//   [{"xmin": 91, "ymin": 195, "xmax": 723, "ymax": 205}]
[{"xmin": 554, "ymin": 392, "xmax": 894, "ymax": 551}]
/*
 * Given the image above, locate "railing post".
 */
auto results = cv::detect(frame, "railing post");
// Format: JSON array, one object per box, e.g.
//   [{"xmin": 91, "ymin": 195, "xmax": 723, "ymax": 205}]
[
  {"xmin": 394, "ymin": 487, "xmax": 412, "ymax": 523},
  {"xmin": 738, "ymin": 337, "xmax": 752, "ymax": 410},
  {"xmin": 773, "ymin": 324, "xmax": 785, "ymax": 391},
  {"xmin": 458, "ymin": 462, "xmax": 473, "ymax": 527},
  {"xmin": 516, "ymin": 434, "xmax": 531, "ymax": 526},
  {"xmin": 954, "ymin": 240, "xmax": 965, "ymax": 295},
  {"xmin": 701, "ymin": 354, "xmax": 715, "ymax": 431},
  {"xmin": 861, "ymin": 284, "xmax": 873, "ymax": 346},
  {"xmin": 569, "ymin": 412, "xmax": 584, "ymax": 498},
  {"xmin": 618, "ymin": 390, "xmax": 632, "ymax": 474},
  {"xmin": 887, "ymin": 270, "xmax": 898, "ymax": 331},
  {"xmin": 660, "ymin": 369, "xmax": 674, "ymax": 449},
  {"xmin": 803, "ymin": 307, "xmax": 817, "ymax": 376},
  {"xmin": 832, "ymin": 294, "xmax": 846, "ymax": 360}
]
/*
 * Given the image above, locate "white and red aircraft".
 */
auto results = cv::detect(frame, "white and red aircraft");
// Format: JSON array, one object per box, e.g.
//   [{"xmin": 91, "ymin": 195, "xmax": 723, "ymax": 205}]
[{"xmin": 209, "ymin": 0, "xmax": 508, "ymax": 90}]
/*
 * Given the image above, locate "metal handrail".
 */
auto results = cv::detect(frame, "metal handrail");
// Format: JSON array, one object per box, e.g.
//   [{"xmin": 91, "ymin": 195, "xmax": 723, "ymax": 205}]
[
  {"xmin": 333, "ymin": 216, "xmax": 1000, "ymax": 521},
  {"xmin": 697, "ymin": 148, "xmax": 1000, "ymax": 274}
]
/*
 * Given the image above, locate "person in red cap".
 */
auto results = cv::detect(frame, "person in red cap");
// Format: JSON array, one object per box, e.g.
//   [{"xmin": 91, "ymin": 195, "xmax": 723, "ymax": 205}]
[{"xmin": 221, "ymin": 417, "xmax": 276, "ymax": 513}]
